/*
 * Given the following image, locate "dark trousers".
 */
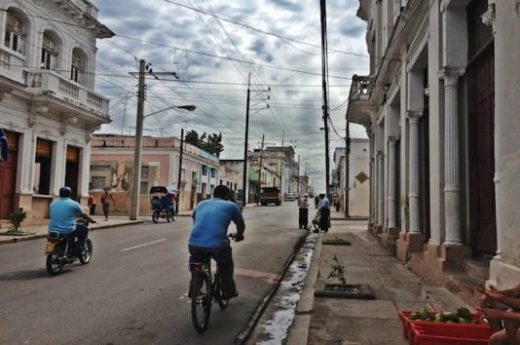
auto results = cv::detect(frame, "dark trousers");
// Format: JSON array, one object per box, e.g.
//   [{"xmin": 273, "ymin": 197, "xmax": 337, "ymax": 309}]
[
  {"xmin": 189, "ymin": 245, "xmax": 236, "ymax": 298},
  {"xmin": 89, "ymin": 205, "xmax": 96, "ymax": 215},
  {"xmin": 319, "ymin": 208, "xmax": 330, "ymax": 232},
  {"xmin": 299, "ymin": 208, "xmax": 308, "ymax": 229},
  {"xmin": 68, "ymin": 224, "xmax": 88, "ymax": 252},
  {"xmin": 102, "ymin": 202, "xmax": 110, "ymax": 219}
]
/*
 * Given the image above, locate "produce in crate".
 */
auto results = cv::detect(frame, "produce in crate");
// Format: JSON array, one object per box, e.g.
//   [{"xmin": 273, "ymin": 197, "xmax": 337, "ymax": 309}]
[{"xmin": 409, "ymin": 307, "xmax": 476, "ymax": 323}]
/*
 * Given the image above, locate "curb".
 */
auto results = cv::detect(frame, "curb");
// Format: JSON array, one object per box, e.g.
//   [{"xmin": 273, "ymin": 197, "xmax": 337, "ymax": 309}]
[
  {"xmin": 0, "ymin": 220, "xmax": 145, "ymax": 246},
  {"xmin": 286, "ymin": 232, "xmax": 323, "ymax": 345},
  {"xmin": 235, "ymin": 231, "xmax": 310, "ymax": 345}
]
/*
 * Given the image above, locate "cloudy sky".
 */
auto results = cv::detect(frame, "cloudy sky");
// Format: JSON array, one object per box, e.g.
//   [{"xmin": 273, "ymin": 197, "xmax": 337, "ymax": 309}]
[{"xmin": 92, "ymin": 0, "xmax": 369, "ymax": 191}]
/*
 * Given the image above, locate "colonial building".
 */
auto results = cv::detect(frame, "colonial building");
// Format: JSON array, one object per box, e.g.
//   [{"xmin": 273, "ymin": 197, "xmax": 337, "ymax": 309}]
[
  {"xmin": 258, "ymin": 146, "xmax": 298, "ymax": 195},
  {"xmin": 347, "ymin": 0, "xmax": 520, "ymax": 302},
  {"xmin": 0, "ymin": 0, "xmax": 113, "ymax": 224},
  {"xmin": 90, "ymin": 134, "xmax": 220, "ymax": 213}
]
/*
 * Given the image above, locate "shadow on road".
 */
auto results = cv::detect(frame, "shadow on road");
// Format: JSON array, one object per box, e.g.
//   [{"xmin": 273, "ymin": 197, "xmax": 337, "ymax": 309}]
[{"xmin": 0, "ymin": 269, "xmax": 72, "ymax": 281}]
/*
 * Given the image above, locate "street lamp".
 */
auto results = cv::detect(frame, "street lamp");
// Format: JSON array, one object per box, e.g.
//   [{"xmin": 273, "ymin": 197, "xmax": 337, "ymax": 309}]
[{"xmin": 129, "ymin": 102, "xmax": 196, "ymax": 220}]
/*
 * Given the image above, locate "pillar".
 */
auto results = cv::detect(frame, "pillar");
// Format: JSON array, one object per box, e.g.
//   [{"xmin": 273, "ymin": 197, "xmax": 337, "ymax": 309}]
[
  {"xmin": 407, "ymin": 111, "xmax": 422, "ymax": 234},
  {"xmin": 377, "ymin": 150, "xmax": 384, "ymax": 229},
  {"xmin": 440, "ymin": 67, "xmax": 464, "ymax": 246},
  {"xmin": 387, "ymin": 136, "xmax": 398, "ymax": 229}
]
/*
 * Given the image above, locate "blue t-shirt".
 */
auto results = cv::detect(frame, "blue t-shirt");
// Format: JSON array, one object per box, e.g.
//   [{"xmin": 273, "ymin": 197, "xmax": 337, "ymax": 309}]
[
  {"xmin": 189, "ymin": 198, "xmax": 243, "ymax": 248},
  {"xmin": 48, "ymin": 198, "xmax": 83, "ymax": 233}
]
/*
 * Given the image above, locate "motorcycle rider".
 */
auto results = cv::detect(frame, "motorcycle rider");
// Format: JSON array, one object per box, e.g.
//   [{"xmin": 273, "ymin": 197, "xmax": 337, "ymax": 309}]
[
  {"xmin": 48, "ymin": 186, "xmax": 96, "ymax": 254},
  {"xmin": 188, "ymin": 185, "xmax": 245, "ymax": 299}
]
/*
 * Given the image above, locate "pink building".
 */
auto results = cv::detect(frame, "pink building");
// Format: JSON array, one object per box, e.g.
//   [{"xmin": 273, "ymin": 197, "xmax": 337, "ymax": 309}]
[{"xmin": 90, "ymin": 134, "xmax": 220, "ymax": 214}]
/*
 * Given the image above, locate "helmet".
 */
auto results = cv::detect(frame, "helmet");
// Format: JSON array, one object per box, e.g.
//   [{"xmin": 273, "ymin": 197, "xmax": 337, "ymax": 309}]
[{"xmin": 59, "ymin": 186, "xmax": 72, "ymax": 198}]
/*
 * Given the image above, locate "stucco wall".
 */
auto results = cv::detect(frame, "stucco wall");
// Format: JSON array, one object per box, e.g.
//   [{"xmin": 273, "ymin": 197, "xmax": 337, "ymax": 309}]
[
  {"xmin": 349, "ymin": 140, "xmax": 370, "ymax": 217},
  {"xmin": 489, "ymin": 1, "xmax": 520, "ymax": 288}
]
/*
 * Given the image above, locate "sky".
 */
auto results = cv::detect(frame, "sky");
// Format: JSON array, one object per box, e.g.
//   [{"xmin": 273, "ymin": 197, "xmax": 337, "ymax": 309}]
[{"xmin": 91, "ymin": 0, "xmax": 369, "ymax": 192}]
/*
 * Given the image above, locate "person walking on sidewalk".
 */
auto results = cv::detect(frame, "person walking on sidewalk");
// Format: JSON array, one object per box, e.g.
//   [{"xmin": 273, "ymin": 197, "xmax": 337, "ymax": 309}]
[
  {"xmin": 297, "ymin": 194, "xmax": 309, "ymax": 229},
  {"xmin": 318, "ymin": 193, "xmax": 331, "ymax": 232},
  {"xmin": 101, "ymin": 187, "xmax": 115, "ymax": 221},
  {"xmin": 88, "ymin": 193, "xmax": 97, "ymax": 215}
]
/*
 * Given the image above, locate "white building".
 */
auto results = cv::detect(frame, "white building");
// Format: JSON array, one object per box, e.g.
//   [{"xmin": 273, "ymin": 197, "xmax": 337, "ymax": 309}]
[
  {"xmin": 0, "ymin": 0, "xmax": 113, "ymax": 224},
  {"xmin": 348, "ymin": 0, "xmax": 520, "ymax": 303}
]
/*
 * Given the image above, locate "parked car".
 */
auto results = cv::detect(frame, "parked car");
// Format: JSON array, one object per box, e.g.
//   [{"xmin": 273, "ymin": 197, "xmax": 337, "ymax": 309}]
[
  {"xmin": 284, "ymin": 193, "xmax": 299, "ymax": 201},
  {"xmin": 259, "ymin": 187, "xmax": 282, "ymax": 206}
]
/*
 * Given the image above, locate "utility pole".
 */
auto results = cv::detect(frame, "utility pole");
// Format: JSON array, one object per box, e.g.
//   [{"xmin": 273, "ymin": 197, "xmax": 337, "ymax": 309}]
[
  {"xmin": 121, "ymin": 93, "xmax": 129, "ymax": 134},
  {"xmin": 297, "ymin": 154, "xmax": 300, "ymax": 194},
  {"xmin": 320, "ymin": 0, "xmax": 331, "ymax": 197},
  {"xmin": 176, "ymin": 127, "xmax": 184, "ymax": 214},
  {"xmin": 242, "ymin": 73, "xmax": 251, "ymax": 206},
  {"xmin": 257, "ymin": 133, "xmax": 265, "ymax": 196},
  {"xmin": 279, "ymin": 131, "xmax": 285, "ymax": 191},
  {"xmin": 345, "ymin": 120, "xmax": 350, "ymax": 218},
  {"xmin": 129, "ymin": 59, "xmax": 146, "ymax": 220}
]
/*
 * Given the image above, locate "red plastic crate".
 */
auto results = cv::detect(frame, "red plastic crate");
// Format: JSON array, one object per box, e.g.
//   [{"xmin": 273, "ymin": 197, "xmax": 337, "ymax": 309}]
[
  {"xmin": 411, "ymin": 324, "xmax": 491, "ymax": 345},
  {"xmin": 398, "ymin": 311, "xmax": 489, "ymax": 341}
]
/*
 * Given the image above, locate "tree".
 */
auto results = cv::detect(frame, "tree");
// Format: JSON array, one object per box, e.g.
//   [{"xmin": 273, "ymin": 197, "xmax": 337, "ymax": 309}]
[{"xmin": 183, "ymin": 130, "xmax": 224, "ymax": 157}]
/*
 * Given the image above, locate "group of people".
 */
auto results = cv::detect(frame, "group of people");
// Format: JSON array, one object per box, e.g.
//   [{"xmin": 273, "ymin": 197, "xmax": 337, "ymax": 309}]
[
  {"xmin": 297, "ymin": 193, "xmax": 331, "ymax": 232},
  {"xmin": 87, "ymin": 187, "xmax": 115, "ymax": 221}
]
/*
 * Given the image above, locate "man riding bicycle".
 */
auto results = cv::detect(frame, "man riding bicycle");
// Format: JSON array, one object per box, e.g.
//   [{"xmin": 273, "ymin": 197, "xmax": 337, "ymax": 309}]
[
  {"xmin": 48, "ymin": 187, "xmax": 96, "ymax": 253},
  {"xmin": 188, "ymin": 185, "xmax": 245, "ymax": 300}
]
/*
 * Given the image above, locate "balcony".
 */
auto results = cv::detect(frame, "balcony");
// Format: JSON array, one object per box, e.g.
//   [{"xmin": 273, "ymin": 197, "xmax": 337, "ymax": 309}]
[
  {"xmin": 25, "ymin": 69, "xmax": 109, "ymax": 118},
  {"xmin": 0, "ymin": 45, "xmax": 26, "ymax": 85},
  {"xmin": 346, "ymin": 75, "xmax": 376, "ymax": 128}
]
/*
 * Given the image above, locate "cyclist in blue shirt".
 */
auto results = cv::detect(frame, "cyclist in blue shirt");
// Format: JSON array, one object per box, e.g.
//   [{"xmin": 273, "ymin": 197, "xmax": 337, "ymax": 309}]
[
  {"xmin": 189, "ymin": 185, "xmax": 245, "ymax": 299},
  {"xmin": 48, "ymin": 187, "xmax": 96, "ymax": 252}
]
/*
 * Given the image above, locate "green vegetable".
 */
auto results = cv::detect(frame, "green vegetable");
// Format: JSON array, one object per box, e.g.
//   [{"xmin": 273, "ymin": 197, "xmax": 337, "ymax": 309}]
[
  {"xmin": 417, "ymin": 308, "xmax": 429, "ymax": 321},
  {"xmin": 457, "ymin": 307, "xmax": 472, "ymax": 320},
  {"xmin": 410, "ymin": 312, "xmax": 418, "ymax": 320}
]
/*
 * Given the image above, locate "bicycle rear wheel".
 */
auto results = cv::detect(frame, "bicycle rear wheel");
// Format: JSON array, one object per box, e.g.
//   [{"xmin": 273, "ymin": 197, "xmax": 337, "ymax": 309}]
[{"xmin": 191, "ymin": 275, "xmax": 212, "ymax": 333}]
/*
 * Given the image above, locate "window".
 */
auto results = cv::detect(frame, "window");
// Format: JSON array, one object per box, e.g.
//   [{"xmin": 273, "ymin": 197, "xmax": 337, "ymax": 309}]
[
  {"xmin": 202, "ymin": 165, "xmax": 207, "ymax": 176},
  {"xmin": 41, "ymin": 32, "xmax": 58, "ymax": 70},
  {"xmin": 33, "ymin": 139, "xmax": 52, "ymax": 195},
  {"xmin": 211, "ymin": 168, "xmax": 216, "ymax": 178},
  {"xmin": 70, "ymin": 48, "xmax": 86, "ymax": 84},
  {"xmin": 5, "ymin": 10, "xmax": 26, "ymax": 55},
  {"xmin": 91, "ymin": 176, "xmax": 105, "ymax": 190}
]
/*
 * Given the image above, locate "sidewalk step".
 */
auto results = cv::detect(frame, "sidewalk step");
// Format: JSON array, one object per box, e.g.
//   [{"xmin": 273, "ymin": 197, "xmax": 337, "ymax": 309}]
[{"xmin": 445, "ymin": 271, "xmax": 483, "ymax": 307}]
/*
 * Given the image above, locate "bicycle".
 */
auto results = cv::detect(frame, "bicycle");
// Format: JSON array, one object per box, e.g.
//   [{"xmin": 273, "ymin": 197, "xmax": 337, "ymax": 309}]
[{"xmin": 189, "ymin": 233, "xmax": 238, "ymax": 333}]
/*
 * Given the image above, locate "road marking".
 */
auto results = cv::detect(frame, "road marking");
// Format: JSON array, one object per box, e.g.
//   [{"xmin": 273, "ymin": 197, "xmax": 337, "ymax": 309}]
[
  {"xmin": 235, "ymin": 267, "xmax": 280, "ymax": 284},
  {"xmin": 121, "ymin": 238, "xmax": 167, "ymax": 252}
]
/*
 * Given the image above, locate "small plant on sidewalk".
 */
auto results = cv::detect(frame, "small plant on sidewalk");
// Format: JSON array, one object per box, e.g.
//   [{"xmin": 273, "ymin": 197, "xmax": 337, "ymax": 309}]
[
  {"xmin": 7, "ymin": 208, "xmax": 27, "ymax": 234},
  {"xmin": 327, "ymin": 254, "xmax": 347, "ymax": 287}
]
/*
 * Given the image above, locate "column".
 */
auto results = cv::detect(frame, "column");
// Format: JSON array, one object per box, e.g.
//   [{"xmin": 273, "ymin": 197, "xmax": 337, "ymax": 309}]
[
  {"xmin": 377, "ymin": 150, "xmax": 384, "ymax": 227},
  {"xmin": 440, "ymin": 67, "xmax": 464, "ymax": 246},
  {"xmin": 387, "ymin": 136, "xmax": 398, "ymax": 229},
  {"xmin": 408, "ymin": 111, "xmax": 421, "ymax": 234}
]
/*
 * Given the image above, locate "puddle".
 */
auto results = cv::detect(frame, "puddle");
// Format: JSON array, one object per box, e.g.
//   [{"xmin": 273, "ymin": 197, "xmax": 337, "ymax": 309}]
[{"xmin": 254, "ymin": 234, "xmax": 316, "ymax": 345}]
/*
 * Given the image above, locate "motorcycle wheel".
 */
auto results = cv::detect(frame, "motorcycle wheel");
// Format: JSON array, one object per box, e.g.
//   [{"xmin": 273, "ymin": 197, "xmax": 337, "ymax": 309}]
[
  {"xmin": 46, "ymin": 247, "xmax": 64, "ymax": 275},
  {"xmin": 152, "ymin": 211, "xmax": 159, "ymax": 223},
  {"xmin": 79, "ymin": 239, "xmax": 93, "ymax": 264}
]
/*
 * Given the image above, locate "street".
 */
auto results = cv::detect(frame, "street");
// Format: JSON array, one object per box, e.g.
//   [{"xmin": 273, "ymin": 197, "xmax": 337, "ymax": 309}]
[{"xmin": 0, "ymin": 203, "xmax": 307, "ymax": 345}]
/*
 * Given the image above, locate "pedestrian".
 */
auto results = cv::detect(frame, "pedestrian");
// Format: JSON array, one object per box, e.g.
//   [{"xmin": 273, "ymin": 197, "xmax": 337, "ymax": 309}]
[
  {"xmin": 334, "ymin": 196, "xmax": 341, "ymax": 212},
  {"xmin": 314, "ymin": 195, "xmax": 319, "ymax": 209},
  {"xmin": 87, "ymin": 193, "xmax": 97, "ymax": 215},
  {"xmin": 297, "ymin": 194, "xmax": 309, "ymax": 230},
  {"xmin": 100, "ymin": 187, "xmax": 115, "ymax": 221},
  {"xmin": 318, "ymin": 193, "xmax": 331, "ymax": 232}
]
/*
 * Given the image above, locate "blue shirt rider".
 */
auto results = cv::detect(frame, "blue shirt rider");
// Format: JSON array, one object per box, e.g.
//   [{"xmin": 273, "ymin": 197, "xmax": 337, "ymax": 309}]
[{"xmin": 48, "ymin": 187, "xmax": 96, "ymax": 251}]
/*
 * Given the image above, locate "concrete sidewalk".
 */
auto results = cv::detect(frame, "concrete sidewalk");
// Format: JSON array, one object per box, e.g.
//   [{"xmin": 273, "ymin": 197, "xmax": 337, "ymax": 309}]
[
  {"xmin": 0, "ymin": 215, "xmax": 145, "ymax": 245},
  {"xmin": 287, "ymin": 220, "xmax": 471, "ymax": 345}
]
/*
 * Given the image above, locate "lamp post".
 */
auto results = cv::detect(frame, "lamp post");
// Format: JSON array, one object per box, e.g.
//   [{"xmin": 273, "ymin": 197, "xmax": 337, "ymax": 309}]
[{"xmin": 129, "ymin": 100, "xmax": 196, "ymax": 220}]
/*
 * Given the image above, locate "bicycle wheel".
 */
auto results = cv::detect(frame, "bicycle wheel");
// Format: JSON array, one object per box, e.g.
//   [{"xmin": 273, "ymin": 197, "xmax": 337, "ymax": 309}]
[
  {"xmin": 191, "ymin": 274, "xmax": 212, "ymax": 333},
  {"xmin": 214, "ymin": 273, "xmax": 229, "ymax": 310}
]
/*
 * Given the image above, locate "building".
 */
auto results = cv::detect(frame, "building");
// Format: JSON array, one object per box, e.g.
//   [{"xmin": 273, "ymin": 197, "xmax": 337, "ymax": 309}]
[
  {"xmin": 90, "ymin": 134, "xmax": 219, "ymax": 213},
  {"xmin": 347, "ymin": 0, "xmax": 520, "ymax": 301},
  {"xmin": 333, "ymin": 140, "xmax": 370, "ymax": 218},
  {"xmin": 259, "ymin": 146, "xmax": 298, "ymax": 195},
  {"xmin": 0, "ymin": 0, "xmax": 113, "ymax": 224}
]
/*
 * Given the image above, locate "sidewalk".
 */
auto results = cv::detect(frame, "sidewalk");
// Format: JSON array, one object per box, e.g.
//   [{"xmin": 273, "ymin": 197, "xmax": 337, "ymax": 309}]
[
  {"xmin": 287, "ymin": 220, "xmax": 471, "ymax": 345},
  {"xmin": 0, "ymin": 215, "xmax": 144, "ymax": 245}
]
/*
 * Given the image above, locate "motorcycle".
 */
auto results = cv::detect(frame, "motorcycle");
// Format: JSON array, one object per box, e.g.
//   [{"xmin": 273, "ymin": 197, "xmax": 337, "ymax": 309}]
[{"xmin": 45, "ymin": 219, "xmax": 94, "ymax": 275}]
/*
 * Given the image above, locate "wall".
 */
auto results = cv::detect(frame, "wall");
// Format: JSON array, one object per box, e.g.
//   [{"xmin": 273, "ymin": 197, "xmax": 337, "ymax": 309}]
[{"xmin": 349, "ymin": 139, "xmax": 370, "ymax": 217}]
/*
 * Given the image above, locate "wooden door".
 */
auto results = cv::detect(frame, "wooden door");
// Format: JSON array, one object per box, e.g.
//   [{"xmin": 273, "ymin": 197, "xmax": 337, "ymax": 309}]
[
  {"xmin": 65, "ymin": 146, "xmax": 80, "ymax": 200},
  {"xmin": 0, "ymin": 131, "xmax": 18, "ymax": 219},
  {"xmin": 468, "ymin": 47, "xmax": 496, "ymax": 254}
]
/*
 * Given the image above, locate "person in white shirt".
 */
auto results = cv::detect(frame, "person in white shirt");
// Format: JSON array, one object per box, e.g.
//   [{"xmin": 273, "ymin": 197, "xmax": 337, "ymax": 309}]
[{"xmin": 297, "ymin": 194, "xmax": 309, "ymax": 230}]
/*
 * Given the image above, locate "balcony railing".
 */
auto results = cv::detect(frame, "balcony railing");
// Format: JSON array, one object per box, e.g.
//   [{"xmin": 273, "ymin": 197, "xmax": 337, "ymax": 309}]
[
  {"xmin": 348, "ymin": 75, "xmax": 371, "ymax": 101},
  {"xmin": 25, "ymin": 69, "xmax": 109, "ymax": 117}
]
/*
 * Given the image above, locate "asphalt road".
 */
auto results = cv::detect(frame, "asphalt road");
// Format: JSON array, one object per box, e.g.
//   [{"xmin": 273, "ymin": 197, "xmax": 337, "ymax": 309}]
[{"xmin": 0, "ymin": 202, "xmax": 307, "ymax": 345}]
